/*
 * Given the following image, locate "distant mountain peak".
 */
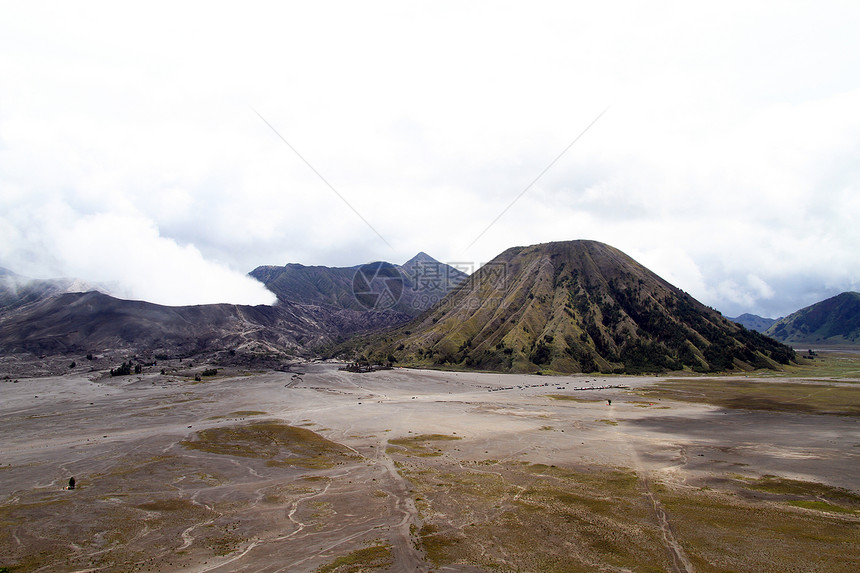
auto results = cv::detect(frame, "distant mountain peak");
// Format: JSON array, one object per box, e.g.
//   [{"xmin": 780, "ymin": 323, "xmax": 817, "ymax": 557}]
[
  {"xmin": 729, "ymin": 313, "xmax": 778, "ymax": 333},
  {"xmin": 404, "ymin": 251, "xmax": 435, "ymax": 264},
  {"xmin": 401, "ymin": 251, "xmax": 445, "ymax": 271},
  {"xmin": 249, "ymin": 251, "xmax": 468, "ymax": 316},
  {"xmin": 767, "ymin": 291, "xmax": 860, "ymax": 345}
]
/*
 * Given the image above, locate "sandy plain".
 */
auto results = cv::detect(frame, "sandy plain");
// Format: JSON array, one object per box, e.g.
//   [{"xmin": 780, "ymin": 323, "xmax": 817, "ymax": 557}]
[{"xmin": 1, "ymin": 359, "xmax": 858, "ymax": 572}]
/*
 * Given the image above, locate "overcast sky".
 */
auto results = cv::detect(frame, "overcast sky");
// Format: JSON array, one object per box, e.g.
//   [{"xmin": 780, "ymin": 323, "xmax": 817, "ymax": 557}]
[{"xmin": 1, "ymin": 1, "xmax": 858, "ymax": 317}]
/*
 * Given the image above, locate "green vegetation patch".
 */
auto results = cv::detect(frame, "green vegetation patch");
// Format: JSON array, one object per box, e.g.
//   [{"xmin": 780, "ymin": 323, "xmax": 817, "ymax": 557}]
[
  {"xmin": 742, "ymin": 475, "xmax": 860, "ymax": 509},
  {"xmin": 205, "ymin": 533, "xmax": 248, "ymax": 556},
  {"xmin": 315, "ymin": 543, "xmax": 392, "ymax": 573},
  {"xmin": 638, "ymin": 378, "xmax": 860, "ymax": 416},
  {"xmin": 181, "ymin": 422, "xmax": 360, "ymax": 468},
  {"xmin": 90, "ymin": 454, "xmax": 224, "ymax": 492},
  {"xmin": 546, "ymin": 394, "xmax": 602, "ymax": 402},
  {"xmin": 522, "ymin": 463, "xmax": 639, "ymax": 490},
  {"xmin": 135, "ymin": 498, "xmax": 197, "ymax": 512},
  {"xmin": 418, "ymin": 522, "xmax": 468, "ymax": 566},
  {"xmin": 387, "ymin": 434, "xmax": 462, "ymax": 457},
  {"xmin": 787, "ymin": 500, "xmax": 857, "ymax": 514},
  {"xmin": 781, "ymin": 351, "xmax": 860, "ymax": 379}
]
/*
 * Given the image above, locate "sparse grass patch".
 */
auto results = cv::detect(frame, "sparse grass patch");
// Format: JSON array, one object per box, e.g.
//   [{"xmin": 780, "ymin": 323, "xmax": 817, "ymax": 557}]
[
  {"xmin": 135, "ymin": 498, "xmax": 197, "ymax": 512},
  {"xmin": 399, "ymin": 433, "xmax": 463, "ymax": 442},
  {"xmin": 401, "ymin": 461, "xmax": 667, "ymax": 571},
  {"xmin": 195, "ymin": 471, "xmax": 224, "ymax": 486},
  {"xmin": 740, "ymin": 475, "xmax": 860, "ymax": 510},
  {"xmin": 658, "ymin": 489, "xmax": 860, "ymax": 572},
  {"xmin": 638, "ymin": 379, "xmax": 860, "ymax": 416},
  {"xmin": 779, "ymin": 351, "xmax": 860, "ymax": 379},
  {"xmin": 419, "ymin": 525, "xmax": 466, "ymax": 567},
  {"xmin": 387, "ymin": 434, "xmax": 462, "ymax": 457},
  {"xmin": 0, "ymin": 483, "xmax": 213, "ymax": 572},
  {"xmin": 205, "ymin": 533, "xmax": 247, "ymax": 556},
  {"xmin": 787, "ymin": 500, "xmax": 857, "ymax": 514},
  {"xmin": 315, "ymin": 543, "xmax": 392, "ymax": 573},
  {"xmin": 266, "ymin": 456, "xmax": 342, "ymax": 469},
  {"xmin": 181, "ymin": 422, "xmax": 361, "ymax": 468},
  {"xmin": 260, "ymin": 484, "xmax": 316, "ymax": 504},
  {"xmin": 547, "ymin": 394, "xmax": 602, "ymax": 403}
]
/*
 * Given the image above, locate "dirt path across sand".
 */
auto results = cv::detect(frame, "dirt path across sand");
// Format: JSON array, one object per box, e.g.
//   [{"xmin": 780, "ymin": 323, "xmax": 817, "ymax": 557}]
[
  {"xmin": 375, "ymin": 444, "xmax": 429, "ymax": 572},
  {"xmin": 605, "ymin": 401, "xmax": 694, "ymax": 573}
]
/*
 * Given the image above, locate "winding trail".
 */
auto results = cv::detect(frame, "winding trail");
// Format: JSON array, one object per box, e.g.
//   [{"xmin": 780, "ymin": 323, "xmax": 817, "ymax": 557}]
[{"xmin": 281, "ymin": 479, "xmax": 334, "ymax": 540}]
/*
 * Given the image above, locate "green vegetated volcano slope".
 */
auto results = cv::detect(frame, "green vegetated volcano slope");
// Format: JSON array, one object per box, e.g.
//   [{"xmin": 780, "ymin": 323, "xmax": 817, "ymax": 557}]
[
  {"xmin": 766, "ymin": 291, "xmax": 860, "ymax": 345},
  {"xmin": 366, "ymin": 240, "xmax": 794, "ymax": 374}
]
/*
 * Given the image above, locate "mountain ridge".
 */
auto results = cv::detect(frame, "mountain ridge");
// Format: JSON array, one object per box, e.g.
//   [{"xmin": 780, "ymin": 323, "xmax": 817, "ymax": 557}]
[
  {"xmin": 766, "ymin": 291, "xmax": 860, "ymax": 345},
  {"xmin": 359, "ymin": 240, "xmax": 794, "ymax": 373},
  {"xmin": 0, "ymin": 290, "xmax": 407, "ymax": 359},
  {"xmin": 728, "ymin": 313, "xmax": 778, "ymax": 333},
  {"xmin": 0, "ymin": 252, "xmax": 462, "ymax": 365},
  {"xmin": 1, "ymin": 270, "xmax": 110, "ymax": 314},
  {"xmin": 249, "ymin": 252, "xmax": 468, "ymax": 317},
  {"xmin": 0, "ymin": 245, "xmax": 800, "ymax": 375}
]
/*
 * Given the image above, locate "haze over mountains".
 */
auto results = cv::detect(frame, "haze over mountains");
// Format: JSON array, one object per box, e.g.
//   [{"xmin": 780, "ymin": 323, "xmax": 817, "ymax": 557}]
[
  {"xmin": 0, "ymin": 267, "xmax": 109, "ymax": 312},
  {"xmin": 3, "ymin": 242, "xmax": 859, "ymax": 376},
  {"xmin": 727, "ymin": 313, "xmax": 778, "ymax": 333}
]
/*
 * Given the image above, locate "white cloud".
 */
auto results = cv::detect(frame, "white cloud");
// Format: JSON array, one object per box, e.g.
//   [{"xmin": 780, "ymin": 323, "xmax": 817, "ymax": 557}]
[
  {"xmin": 1, "ymin": 1, "xmax": 859, "ymax": 315},
  {"xmin": 58, "ymin": 213, "xmax": 276, "ymax": 306},
  {"xmin": 0, "ymin": 198, "xmax": 275, "ymax": 306}
]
